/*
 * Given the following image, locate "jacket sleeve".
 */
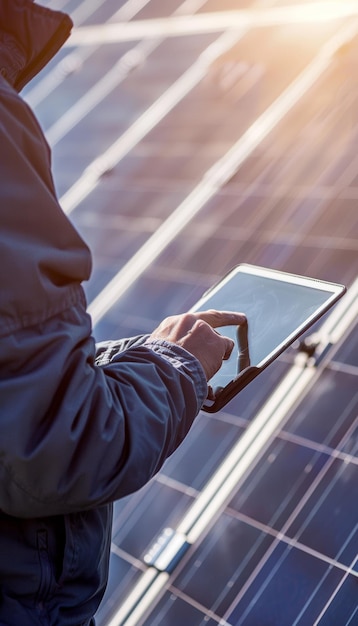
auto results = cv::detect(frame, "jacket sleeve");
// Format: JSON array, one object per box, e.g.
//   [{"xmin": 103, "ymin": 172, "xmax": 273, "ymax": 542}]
[{"xmin": 0, "ymin": 299, "xmax": 207, "ymax": 518}]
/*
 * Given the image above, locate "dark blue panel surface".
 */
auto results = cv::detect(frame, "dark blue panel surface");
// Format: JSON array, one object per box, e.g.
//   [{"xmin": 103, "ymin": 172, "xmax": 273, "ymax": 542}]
[
  {"xmin": 229, "ymin": 439, "xmax": 330, "ymax": 530},
  {"xmin": 286, "ymin": 458, "xmax": 358, "ymax": 570},
  {"xmin": 222, "ymin": 359, "xmax": 290, "ymax": 420},
  {"xmin": 174, "ymin": 513, "xmax": 275, "ymax": 616},
  {"xmin": 226, "ymin": 542, "xmax": 346, "ymax": 626},
  {"xmin": 316, "ymin": 575, "xmax": 358, "ymax": 626},
  {"xmin": 286, "ymin": 368, "xmax": 358, "ymax": 448},
  {"xmin": 162, "ymin": 412, "xmax": 245, "ymax": 490},
  {"xmin": 334, "ymin": 325, "xmax": 358, "ymax": 367},
  {"xmin": 143, "ymin": 592, "xmax": 219, "ymax": 626}
]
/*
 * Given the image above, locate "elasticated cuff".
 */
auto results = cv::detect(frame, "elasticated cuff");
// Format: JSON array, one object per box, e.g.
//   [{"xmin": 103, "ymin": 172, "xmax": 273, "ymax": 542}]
[{"xmin": 144, "ymin": 338, "xmax": 208, "ymax": 411}]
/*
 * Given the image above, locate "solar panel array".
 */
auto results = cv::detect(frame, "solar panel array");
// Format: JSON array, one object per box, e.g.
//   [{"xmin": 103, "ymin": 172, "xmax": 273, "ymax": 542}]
[{"xmin": 26, "ymin": 1, "xmax": 358, "ymax": 624}]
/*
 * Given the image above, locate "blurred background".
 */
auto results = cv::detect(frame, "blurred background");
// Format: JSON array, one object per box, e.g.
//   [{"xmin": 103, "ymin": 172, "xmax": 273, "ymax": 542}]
[{"xmin": 26, "ymin": 1, "xmax": 358, "ymax": 624}]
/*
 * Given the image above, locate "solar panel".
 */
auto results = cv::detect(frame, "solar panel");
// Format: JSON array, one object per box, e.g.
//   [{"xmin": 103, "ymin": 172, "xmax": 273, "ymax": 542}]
[{"xmin": 26, "ymin": 1, "xmax": 358, "ymax": 624}]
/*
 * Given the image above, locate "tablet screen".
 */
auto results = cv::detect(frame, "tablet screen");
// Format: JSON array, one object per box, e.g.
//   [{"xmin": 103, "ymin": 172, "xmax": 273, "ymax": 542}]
[{"xmin": 190, "ymin": 264, "xmax": 345, "ymax": 395}]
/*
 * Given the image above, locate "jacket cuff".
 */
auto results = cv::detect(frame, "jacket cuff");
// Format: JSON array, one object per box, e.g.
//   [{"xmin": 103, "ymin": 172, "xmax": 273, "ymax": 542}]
[
  {"xmin": 144, "ymin": 338, "xmax": 208, "ymax": 411},
  {"xmin": 95, "ymin": 335, "xmax": 149, "ymax": 366}
]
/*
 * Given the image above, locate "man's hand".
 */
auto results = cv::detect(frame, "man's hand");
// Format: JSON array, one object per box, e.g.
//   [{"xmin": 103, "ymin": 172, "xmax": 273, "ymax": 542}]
[{"xmin": 148, "ymin": 309, "xmax": 247, "ymax": 382}]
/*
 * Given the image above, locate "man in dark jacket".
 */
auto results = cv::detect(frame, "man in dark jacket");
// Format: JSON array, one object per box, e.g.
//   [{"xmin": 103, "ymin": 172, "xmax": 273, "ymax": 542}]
[{"xmin": 0, "ymin": 1, "xmax": 245, "ymax": 624}]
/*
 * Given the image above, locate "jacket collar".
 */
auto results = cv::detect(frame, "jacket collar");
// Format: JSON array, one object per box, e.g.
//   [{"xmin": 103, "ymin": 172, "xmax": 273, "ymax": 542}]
[{"xmin": 0, "ymin": 0, "xmax": 73, "ymax": 91}]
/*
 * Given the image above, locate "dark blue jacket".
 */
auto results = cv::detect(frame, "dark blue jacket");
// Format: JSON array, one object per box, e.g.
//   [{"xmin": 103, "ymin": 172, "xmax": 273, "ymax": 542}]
[{"xmin": 0, "ymin": 2, "xmax": 207, "ymax": 623}]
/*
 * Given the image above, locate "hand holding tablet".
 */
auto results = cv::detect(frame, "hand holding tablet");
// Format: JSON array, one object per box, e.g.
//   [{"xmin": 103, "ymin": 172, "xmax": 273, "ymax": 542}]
[{"xmin": 190, "ymin": 264, "xmax": 346, "ymax": 412}]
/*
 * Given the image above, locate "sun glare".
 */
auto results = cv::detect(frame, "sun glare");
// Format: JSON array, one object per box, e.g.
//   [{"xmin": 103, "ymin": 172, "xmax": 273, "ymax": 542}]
[{"xmin": 69, "ymin": 2, "xmax": 358, "ymax": 47}]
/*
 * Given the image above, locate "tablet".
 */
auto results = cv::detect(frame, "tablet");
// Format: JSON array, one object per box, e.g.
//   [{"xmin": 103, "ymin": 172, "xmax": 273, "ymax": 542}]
[{"xmin": 190, "ymin": 264, "xmax": 346, "ymax": 412}]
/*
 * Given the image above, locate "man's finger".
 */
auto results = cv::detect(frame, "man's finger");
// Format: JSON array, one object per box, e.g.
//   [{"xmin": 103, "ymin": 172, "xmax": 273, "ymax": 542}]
[
  {"xmin": 223, "ymin": 338, "xmax": 235, "ymax": 360},
  {"xmin": 194, "ymin": 309, "xmax": 247, "ymax": 328}
]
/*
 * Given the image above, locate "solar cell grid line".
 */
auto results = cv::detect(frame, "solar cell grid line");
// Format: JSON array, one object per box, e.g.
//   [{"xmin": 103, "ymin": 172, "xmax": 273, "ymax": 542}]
[
  {"xmin": 39, "ymin": 0, "xmax": 70, "ymax": 9},
  {"xmin": 276, "ymin": 413, "xmax": 358, "ymax": 469},
  {"xmin": 290, "ymin": 463, "xmax": 358, "ymax": 567},
  {"xmin": 59, "ymin": 27, "xmax": 244, "ymax": 214},
  {"xmin": 236, "ymin": 61, "xmax": 358, "ymax": 194},
  {"xmin": 313, "ymin": 556, "xmax": 358, "ymax": 626},
  {"xmin": 24, "ymin": 0, "xmax": 154, "ymax": 109},
  {"xmin": 29, "ymin": 0, "xmax": 267, "ymax": 141},
  {"xmin": 171, "ymin": 517, "xmax": 358, "ymax": 619},
  {"xmin": 232, "ymin": 429, "xmax": 357, "ymax": 575},
  {"xmin": 283, "ymin": 119, "xmax": 358, "ymax": 192},
  {"xmin": 225, "ymin": 551, "xmax": 357, "ymax": 625},
  {"xmin": 177, "ymin": 370, "xmax": 316, "ymax": 542},
  {"xmin": 175, "ymin": 0, "xmax": 209, "ymax": 14},
  {"xmin": 221, "ymin": 482, "xmax": 358, "ymax": 622},
  {"xmin": 228, "ymin": 424, "xmax": 358, "ymax": 542},
  {"xmin": 186, "ymin": 90, "xmax": 343, "ymax": 238},
  {"xmin": 153, "ymin": 519, "xmax": 356, "ymax": 625},
  {"xmin": 45, "ymin": 39, "xmax": 159, "ymax": 146},
  {"xmin": 337, "ymin": 152, "xmax": 358, "ymax": 191},
  {"xmin": 203, "ymin": 76, "xmax": 358, "ymax": 263},
  {"xmin": 263, "ymin": 104, "xmax": 341, "ymax": 189},
  {"xmin": 217, "ymin": 346, "xmax": 356, "ymax": 620},
  {"xmin": 69, "ymin": 0, "xmax": 109, "ymax": 24},
  {"xmin": 265, "ymin": 107, "xmax": 355, "ymax": 192},
  {"xmin": 243, "ymin": 93, "xmax": 358, "ymax": 200},
  {"xmin": 43, "ymin": 0, "xmax": 222, "ymax": 146},
  {"xmin": 282, "ymin": 424, "xmax": 358, "ymax": 540},
  {"xmin": 217, "ymin": 103, "xmax": 334, "ymax": 241},
  {"xmin": 182, "ymin": 316, "xmax": 357, "ymax": 550}
]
